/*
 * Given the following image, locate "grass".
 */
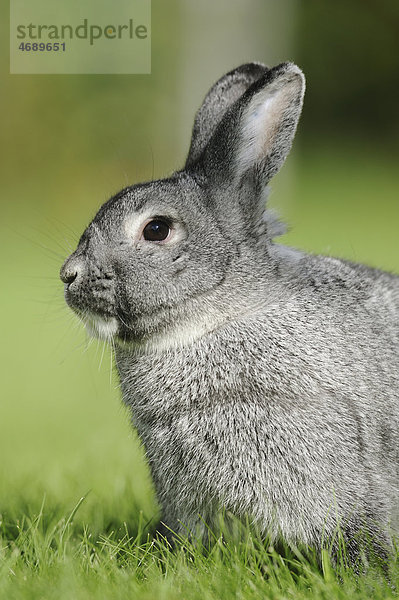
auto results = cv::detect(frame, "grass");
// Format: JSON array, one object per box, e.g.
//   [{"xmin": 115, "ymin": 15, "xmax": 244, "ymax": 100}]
[
  {"xmin": 1, "ymin": 145, "xmax": 399, "ymax": 598},
  {"xmin": 1, "ymin": 501, "xmax": 398, "ymax": 600}
]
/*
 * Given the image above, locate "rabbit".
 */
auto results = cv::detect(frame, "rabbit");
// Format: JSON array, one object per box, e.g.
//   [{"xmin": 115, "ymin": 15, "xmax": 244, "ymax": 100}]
[{"xmin": 60, "ymin": 62, "xmax": 399, "ymax": 561}]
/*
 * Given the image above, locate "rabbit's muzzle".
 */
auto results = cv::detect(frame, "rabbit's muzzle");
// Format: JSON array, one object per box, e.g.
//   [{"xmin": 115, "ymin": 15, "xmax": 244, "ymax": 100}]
[{"xmin": 60, "ymin": 253, "xmax": 116, "ymax": 321}]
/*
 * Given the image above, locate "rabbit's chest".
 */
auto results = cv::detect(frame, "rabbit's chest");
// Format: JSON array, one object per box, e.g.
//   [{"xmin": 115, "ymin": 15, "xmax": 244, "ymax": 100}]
[
  {"xmin": 117, "ymin": 339, "xmax": 266, "ymax": 425},
  {"xmin": 117, "ymin": 341, "xmax": 265, "ymax": 466},
  {"xmin": 121, "ymin": 355, "xmax": 272, "ymax": 510},
  {"xmin": 115, "ymin": 339, "xmax": 374, "ymax": 533},
  {"xmin": 116, "ymin": 322, "xmax": 323, "ymax": 427},
  {"xmin": 116, "ymin": 341, "xmax": 308, "ymax": 497}
]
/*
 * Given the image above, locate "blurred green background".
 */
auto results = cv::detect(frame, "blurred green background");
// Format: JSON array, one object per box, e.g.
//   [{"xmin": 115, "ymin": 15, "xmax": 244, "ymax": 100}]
[{"xmin": 1, "ymin": 0, "xmax": 398, "ymax": 532}]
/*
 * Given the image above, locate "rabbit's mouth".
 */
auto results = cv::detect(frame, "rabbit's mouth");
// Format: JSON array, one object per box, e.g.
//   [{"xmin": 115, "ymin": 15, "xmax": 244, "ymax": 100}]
[
  {"xmin": 64, "ymin": 290, "xmax": 119, "ymax": 337},
  {"xmin": 67, "ymin": 304, "xmax": 119, "ymax": 341}
]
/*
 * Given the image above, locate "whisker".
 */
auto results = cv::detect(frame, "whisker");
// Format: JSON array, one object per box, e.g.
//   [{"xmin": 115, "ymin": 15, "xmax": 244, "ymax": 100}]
[
  {"xmin": 98, "ymin": 339, "xmax": 107, "ymax": 372},
  {"xmin": 109, "ymin": 338, "xmax": 116, "ymax": 388},
  {"xmin": 116, "ymin": 312, "xmax": 134, "ymax": 332}
]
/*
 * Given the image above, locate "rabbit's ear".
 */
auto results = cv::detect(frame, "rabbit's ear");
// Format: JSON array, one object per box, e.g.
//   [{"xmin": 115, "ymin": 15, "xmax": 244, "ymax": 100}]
[
  {"xmin": 185, "ymin": 62, "xmax": 269, "ymax": 167},
  {"xmin": 199, "ymin": 63, "xmax": 305, "ymax": 220}
]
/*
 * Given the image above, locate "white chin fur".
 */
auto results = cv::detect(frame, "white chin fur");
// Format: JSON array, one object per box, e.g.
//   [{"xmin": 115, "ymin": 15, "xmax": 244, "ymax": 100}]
[{"xmin": 85, "ymin": 316, "xmax": 118, "ymax": 340}]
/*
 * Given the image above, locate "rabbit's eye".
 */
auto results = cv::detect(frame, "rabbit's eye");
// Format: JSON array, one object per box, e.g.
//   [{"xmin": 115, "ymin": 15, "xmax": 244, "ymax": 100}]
[{"xmin": 142, "ymin": 219, "xmax": 171, "ymax": 242}]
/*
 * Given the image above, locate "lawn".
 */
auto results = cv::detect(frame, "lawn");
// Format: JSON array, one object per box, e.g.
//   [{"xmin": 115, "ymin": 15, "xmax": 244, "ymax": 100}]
[{"xmin": 1, "ymin": 146, "xmax": 398, "ymax": 598}]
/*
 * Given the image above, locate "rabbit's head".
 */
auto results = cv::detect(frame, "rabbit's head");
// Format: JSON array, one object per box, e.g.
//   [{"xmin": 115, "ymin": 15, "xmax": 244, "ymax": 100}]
[{"xmin": 60, "ymin": 62, "xmax": 305, "ymax": 343}]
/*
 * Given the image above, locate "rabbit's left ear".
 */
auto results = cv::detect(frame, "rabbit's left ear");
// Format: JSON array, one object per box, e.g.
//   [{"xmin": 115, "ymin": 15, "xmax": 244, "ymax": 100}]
[{"xmin": 198, "ymin": 62, "xmax": 305, "ymax": 213}]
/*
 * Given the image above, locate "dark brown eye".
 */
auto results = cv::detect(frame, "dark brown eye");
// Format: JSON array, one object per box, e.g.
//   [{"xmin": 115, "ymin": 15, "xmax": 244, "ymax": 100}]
[{"xmin": 142, "ymin": 219, "xmax": 171, "ymax": 242}]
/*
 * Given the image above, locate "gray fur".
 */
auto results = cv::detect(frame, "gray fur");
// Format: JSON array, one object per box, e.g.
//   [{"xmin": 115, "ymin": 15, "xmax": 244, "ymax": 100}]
[{"xmin": 60, "ymin": 62, "xmax": 399, "ymax": 559}]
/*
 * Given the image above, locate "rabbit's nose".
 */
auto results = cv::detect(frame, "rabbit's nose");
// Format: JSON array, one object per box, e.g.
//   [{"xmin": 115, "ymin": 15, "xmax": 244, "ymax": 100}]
[{"xmin": 60, "ymin": 256, "xmax": 84, "ymax": 286}]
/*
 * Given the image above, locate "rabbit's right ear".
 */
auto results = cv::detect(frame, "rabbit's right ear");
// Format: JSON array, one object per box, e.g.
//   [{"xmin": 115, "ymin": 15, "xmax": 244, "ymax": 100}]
[
  {"xmin": 186, "ymin": 62, "xmax": 269, "ymax": 167},
  {"xmin": 192, "ymin": 63, "xmax": 305, "ymax": 234}
]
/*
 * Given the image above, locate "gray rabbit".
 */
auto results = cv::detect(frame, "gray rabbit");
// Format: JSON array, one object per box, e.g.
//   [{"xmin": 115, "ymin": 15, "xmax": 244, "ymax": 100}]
[{"xmin": 60, "ymin": 62, "xmax": 399, "ymax": 560}]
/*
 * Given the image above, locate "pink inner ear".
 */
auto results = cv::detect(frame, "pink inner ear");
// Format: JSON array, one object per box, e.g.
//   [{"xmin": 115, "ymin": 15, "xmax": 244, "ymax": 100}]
[
  {"xmin": 235, "ymin": 71, "xmax": 305, "ymax": 179},
  {"xmin": 239, "ymin": 92, "xmax": 280, "ymax": 170}
]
